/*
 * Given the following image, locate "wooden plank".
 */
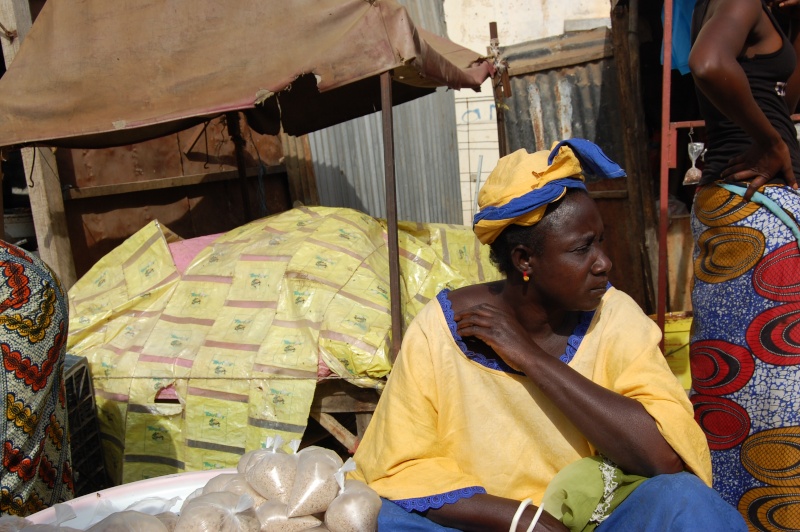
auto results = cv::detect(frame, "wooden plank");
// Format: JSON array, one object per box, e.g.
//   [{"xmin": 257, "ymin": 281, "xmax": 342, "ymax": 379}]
[
  {"xmin": 280, "ymin": 133, "xmax": 319, "ymax": 206},
  {"xmin": 588, "ymin": 190, "xmax": 627, "ymax": 200},
  {"xmin": 1, "ymin": 0, "xmax": 76, "ymax": 289},
  {"xmin": 506, "ymin": 28, "xmax": 613, "ymax": 77},
  {"xmin": 310, "ymin": 379, "xmax": 379, "ymax": 414},
  {"xmin": 309, "ymin": 412, "xmax": 359, "ymax": 454},
  {"xmin": 22, "ymin": 147, "xmax": 77, "ymax": 288},
  {"xmin": 64, "ymin": 165, "xmax": 287, "ymax": 200}
]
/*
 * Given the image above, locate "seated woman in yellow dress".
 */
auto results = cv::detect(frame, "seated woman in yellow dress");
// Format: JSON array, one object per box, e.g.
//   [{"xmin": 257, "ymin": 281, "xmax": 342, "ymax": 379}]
[{"xmin": 351, "ymin": 140, "xmax": 746, "ymax": 531}]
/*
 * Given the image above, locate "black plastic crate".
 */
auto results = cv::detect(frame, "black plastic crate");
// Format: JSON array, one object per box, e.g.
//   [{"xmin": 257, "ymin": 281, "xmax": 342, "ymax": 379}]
[{"xmin": 64, "ymin": 354, "xmax": 113, "ymax": 496}]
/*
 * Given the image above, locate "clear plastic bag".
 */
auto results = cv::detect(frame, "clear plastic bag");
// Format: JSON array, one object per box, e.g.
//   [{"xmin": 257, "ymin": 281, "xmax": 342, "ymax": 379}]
[
  {"xmin": 85, "ymin": 510, "xmax": 169, "ymax": 531},
  {"xmin": 20, "ymin": 504, "xmax": 81, "ymax": 532},
  {"xmin": 203, "ymin": 473, "xmax": 240, "ymax": 494},
  {"xmin": 0, "ymin": 516, "xmax": 32, "ymax": 532},
  {"xmin": 255, "ymin": 501, "xmax": 321, "ymax": 532},
  {"xmin": 19, "ymin": 526, "xmax": 82, "ymax": 532},
  {"xmin": 154, "ymin": 512, "xmax": 179, "ymax": 532},
  {"xmin": 201, "ymin": 472, "xmax": 266, "ymax": 508},
  {"xmin": 174, "ymin": 492, "xmax": 259, "ymax": 532},
  {"xmin": 244, "ymin": 437, "xmax": 300, "ymax": 504},
  {"xmin": 324, "ymin": 460, "xmax": 381, "ymax": 532},
  {"xmin": 286, "ymin": 447, "xmax": 343, "ymax": 517}
]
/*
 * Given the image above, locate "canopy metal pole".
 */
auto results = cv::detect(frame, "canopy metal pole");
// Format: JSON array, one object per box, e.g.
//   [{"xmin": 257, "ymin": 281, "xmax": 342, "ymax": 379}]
[
  {"xmin": 658, "ymin": 0, "xmax": 674, "ymax": 352},
  {"xmin": 381, "ymin": 71, "xmax": 402, "ymax": 362},
  {"xmin": 225, "ymin": 112, "xmax": 253, "ymax": 223}
]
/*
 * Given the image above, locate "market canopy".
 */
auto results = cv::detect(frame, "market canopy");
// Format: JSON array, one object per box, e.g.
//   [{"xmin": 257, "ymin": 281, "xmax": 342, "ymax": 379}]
[{"xmin": 0, "ymin": 0, "xmax": 493, "ymax": 148}]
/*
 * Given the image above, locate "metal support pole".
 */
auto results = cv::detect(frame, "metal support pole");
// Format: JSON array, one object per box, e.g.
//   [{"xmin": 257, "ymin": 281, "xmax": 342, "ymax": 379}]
[
  {"xmin": 225, "ymin": 112, "xmax": 253, "ymax": 223},
  {"xmin": 380, "ymin": 71, "xmax": 402, "ymax": 362},
  {"xmin": 658, "ymin": 0, "xmax": 675, "ymax": 351}
]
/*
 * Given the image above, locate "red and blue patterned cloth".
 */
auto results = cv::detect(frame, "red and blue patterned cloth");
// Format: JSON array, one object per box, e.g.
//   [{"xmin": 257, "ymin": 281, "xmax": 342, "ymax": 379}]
[
  {"xmin": 0, "ymin": 241, "xmax": 73, "ymax": 516},
  {"xmin": 691, "ymin": 184, "xmax": 800, "ymax": 529}
]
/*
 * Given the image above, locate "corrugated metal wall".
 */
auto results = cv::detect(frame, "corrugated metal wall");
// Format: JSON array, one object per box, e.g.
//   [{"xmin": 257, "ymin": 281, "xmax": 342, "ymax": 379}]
[
  {"xmin": 308, "ymin": 0, "xmax": 461, "ymax": 224},
  {"xmin": 501, "ymin": 28, "xmax": 625, "ymax": 177}
]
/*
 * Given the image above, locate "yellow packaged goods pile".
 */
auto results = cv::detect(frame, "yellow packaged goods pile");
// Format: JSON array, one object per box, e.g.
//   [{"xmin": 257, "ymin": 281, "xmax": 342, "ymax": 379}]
[{"xmin": 66, "ymin": 206, "xmax": 501, "ymax": 483}]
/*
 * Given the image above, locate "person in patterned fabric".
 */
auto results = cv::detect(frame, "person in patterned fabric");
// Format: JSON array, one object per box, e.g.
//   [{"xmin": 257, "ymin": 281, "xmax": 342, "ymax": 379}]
[
  {"xmin": 689, "ymin": 0, "xmax": 800, "ymax": 528},
  {"xmin": 351, "ymin": 141, "xmax": 745, "ymax": 531},
  {"xmin": 0, "ymin": 240, "xmax": 73, "ymax": 516}
]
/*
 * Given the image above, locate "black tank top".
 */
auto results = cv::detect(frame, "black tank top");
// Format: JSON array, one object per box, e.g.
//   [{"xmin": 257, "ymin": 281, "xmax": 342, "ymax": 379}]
[{"xmin": 692, "ymin": 0, "xmax": 800, "ymax": 186}]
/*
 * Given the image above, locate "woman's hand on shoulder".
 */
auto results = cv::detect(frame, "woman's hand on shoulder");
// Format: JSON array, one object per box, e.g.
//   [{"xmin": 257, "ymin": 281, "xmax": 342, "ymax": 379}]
[
  {"xmin": 720, "ymin": 139, "xmax": 798, "ymax": 200},
  {"xmin": 453, "ymin": 303, "xmax": 541, "ymax": 372}
]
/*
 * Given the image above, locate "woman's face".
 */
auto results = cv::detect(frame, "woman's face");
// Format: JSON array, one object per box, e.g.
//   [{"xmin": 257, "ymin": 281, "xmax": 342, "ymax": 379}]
[{"xmin": 528, "ymin": 193, "xmax": 612, "ymax": 312}]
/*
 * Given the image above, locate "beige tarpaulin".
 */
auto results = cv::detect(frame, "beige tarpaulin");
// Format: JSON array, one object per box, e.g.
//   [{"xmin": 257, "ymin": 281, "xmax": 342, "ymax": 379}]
[{"xmin": 0, "ymin": 0, "xmax": 493, "ymax": 148}]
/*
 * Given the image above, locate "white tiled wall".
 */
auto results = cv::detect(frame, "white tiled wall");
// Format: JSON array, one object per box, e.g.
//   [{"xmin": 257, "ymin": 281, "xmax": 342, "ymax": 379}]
[{"xmin": 455, "ymin": 84, "xmax": 500, "ymax": 226}]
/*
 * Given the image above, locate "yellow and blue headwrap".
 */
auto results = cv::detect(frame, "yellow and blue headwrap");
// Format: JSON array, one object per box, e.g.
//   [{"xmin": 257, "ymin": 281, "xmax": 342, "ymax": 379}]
[{"xmin": 473, "ymin": 139, "xmax": 626, "ymax": 245}]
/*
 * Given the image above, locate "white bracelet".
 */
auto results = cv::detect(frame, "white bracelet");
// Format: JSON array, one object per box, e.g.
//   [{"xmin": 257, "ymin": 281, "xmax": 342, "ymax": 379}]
[
  {"xmin": 525, "ymin": 503, "xmax": 545, "ymax": 532},
  {"xmin": 509, "ymin": 498, "xmax": 532, "ymax": 532}
]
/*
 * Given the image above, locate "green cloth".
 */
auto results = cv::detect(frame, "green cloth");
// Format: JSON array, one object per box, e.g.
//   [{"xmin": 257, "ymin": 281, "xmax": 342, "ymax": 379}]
[{"xmin": 541, "ymin": 456, "xmax": 647, "ymax": 532}]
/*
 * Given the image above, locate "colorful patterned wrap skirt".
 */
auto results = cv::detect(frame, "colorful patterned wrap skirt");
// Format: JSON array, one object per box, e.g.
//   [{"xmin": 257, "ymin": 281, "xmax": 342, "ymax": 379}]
[
  {"xmin": 0, "ymin": 241, "xmax": 73, "ymax": 516},
  {"xmin": 691, "ymin": 184, "xmax": 800, "ymax": 530}
]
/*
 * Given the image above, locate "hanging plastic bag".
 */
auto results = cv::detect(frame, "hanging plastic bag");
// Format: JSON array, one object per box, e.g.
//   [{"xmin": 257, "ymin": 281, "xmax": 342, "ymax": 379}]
[
  {"xmin": 244, "ymin": 436, "xmax": 300, "ymax": 504},
  {"xmin": 324, "ymin": 459, "xmax": 381, "ymax": 532},
  {"xmin": 683, "ymin": 141, "xmax": 705, "ymax": 186},
  {"xmin": 174, "ymin": 492, "xmax": 259, "ymax": 532},
  {"xmin": 255, "ymin": 500, "xmax": 322, "ymax": 532}
]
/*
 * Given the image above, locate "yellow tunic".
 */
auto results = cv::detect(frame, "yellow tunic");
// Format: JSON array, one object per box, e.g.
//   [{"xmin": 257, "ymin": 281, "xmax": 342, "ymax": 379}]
[{"xmin": 351, "ymin": 287, "xmax": 712, "ymax": 506}]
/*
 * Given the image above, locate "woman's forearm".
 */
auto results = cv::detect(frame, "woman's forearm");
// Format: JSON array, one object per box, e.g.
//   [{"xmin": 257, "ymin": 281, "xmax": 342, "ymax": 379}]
[
  {"xmin": 424, "ymin": 493, "xmax": 567, "ymax": 532},
  {"xmin": 520, "ymin": 354, "xmax": 683, "ymax": 477}
]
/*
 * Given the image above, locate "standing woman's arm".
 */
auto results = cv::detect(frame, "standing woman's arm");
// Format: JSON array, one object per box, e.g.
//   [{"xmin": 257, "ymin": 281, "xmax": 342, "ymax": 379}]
[
  {"xmin": 690, "ymin": 0, "xmax": 796, "ymax": 197},
  {"xmin": 773, "ymin": 0, "xmax": 800, "ymax": 110}
]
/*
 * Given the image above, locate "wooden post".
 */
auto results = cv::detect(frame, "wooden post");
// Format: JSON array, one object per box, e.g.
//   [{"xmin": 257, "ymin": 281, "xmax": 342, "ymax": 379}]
[
  {"xmin": 225, "ymin": 112, "xmax": 253, "ymax": 223},
  {"xmin": 0, "ymin": 0, "xmax": 76, "ymax": 288},
  {"xmin": 280, "ymin": 133, "xmax": 320, "ymax": 207},
  {"xmin": 610, "ymin": 0, "xmax": 657, "ymax": 314},
  {"xmin": 381, "ymin": 71, "xmax": 402, "ymax": 363},
  {"xmin": 489, "ymin": 22, "xmax": 510, "ymax": 157}
]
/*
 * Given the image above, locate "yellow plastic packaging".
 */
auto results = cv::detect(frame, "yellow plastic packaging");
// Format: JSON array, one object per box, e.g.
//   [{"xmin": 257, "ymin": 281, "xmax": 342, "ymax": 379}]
[{"xmin": 67, "ymin": 207, "xmax": 502, "ymax": 483}]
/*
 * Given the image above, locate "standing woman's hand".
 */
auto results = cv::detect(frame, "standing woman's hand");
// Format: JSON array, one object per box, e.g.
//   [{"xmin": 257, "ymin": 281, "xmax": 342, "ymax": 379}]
[{"xmin": 721, "ymin": 139, "xmax": 798, "ymax": 200}]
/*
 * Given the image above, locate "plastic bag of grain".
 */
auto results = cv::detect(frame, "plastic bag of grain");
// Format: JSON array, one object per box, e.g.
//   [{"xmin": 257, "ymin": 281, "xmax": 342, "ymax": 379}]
[
  {"xmin": 202, "ymin": 473, "xmax": 266, "ymax": 508},
  {"xmin": 174, "ymin": 492, "xmax": 259, "ymax": 532},
  {"xmin": 286, "ymin": 447, "xmax": 343, "ymax": 517},
  {"xmin": 244, "ymin": 437, "xmax": 300, "ymax": 504},
  {"xmin": 85, "ymin": 510, "xmax": 169, "ymax": 531},
  {"xmin": 154, "ymin": 512, "xmax": 179, "ymax": 532},
  {"xmin": 0, "ymin": 516, "xmax": 33, "ymax": 532},
  {"xmin": 255, "ymin": 500, "xmax": 322, "ymax": 532},
  {"xmin": 324, "ymin": 460, "xmax": 380, "ymax": 532}
]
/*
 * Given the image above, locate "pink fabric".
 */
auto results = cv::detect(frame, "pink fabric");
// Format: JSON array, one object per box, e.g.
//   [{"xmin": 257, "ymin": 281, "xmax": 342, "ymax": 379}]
[{"xmin": 168, "ymin": 234, "xmax": 223, "ymax": 274}]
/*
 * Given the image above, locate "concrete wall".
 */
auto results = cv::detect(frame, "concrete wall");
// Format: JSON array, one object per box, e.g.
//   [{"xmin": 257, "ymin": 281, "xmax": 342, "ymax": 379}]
[{"xmin": 443, "ymin": 0, "xmax": 611, "ymax": 224}]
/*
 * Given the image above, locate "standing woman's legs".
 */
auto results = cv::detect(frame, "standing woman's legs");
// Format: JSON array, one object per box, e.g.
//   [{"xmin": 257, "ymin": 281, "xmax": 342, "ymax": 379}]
[{"xmin": 690, "ymin": 184, "xmax": 800, "ymax": 529}]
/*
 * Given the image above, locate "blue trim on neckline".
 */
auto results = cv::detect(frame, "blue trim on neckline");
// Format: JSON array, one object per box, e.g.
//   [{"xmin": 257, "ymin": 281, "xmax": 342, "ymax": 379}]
[
  {"xmin": 392, "ymin": 486, "xmax": 487, "ymax": 512},
  {"xmin": 437, "ymin": 289, "xmax": 596, "ymax": 372}
]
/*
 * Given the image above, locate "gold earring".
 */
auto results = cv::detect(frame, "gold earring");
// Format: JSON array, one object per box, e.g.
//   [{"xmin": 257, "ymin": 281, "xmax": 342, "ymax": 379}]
[{"xmin": 523, "ymin": 272, "xmax": 530, "ymax": 282}]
